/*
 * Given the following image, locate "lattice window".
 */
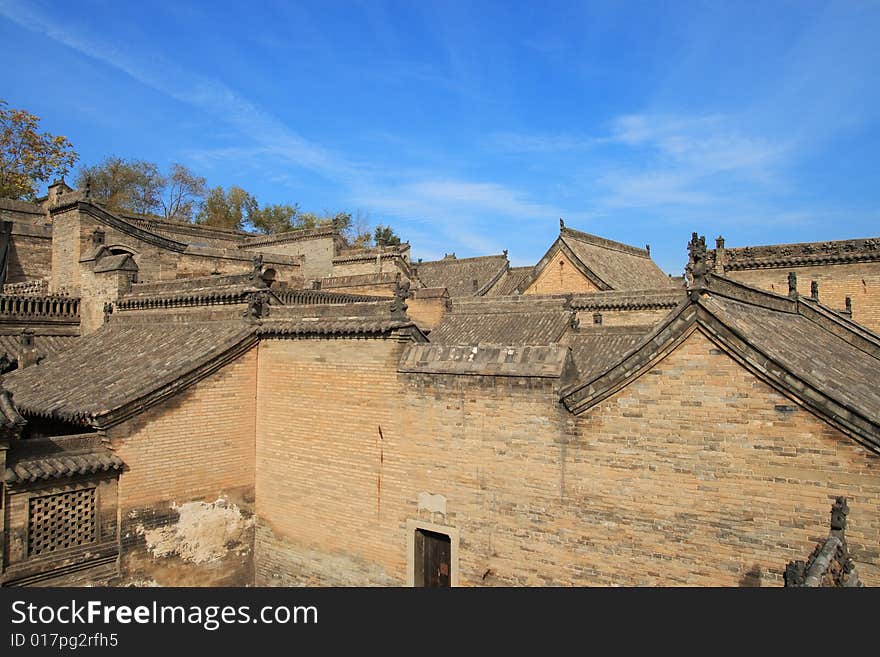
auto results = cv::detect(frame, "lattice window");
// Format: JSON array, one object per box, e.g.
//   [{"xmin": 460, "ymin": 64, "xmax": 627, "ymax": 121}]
[{"xmin": 28, "ymin": 489, "xmax": 97, "ymax": 557}]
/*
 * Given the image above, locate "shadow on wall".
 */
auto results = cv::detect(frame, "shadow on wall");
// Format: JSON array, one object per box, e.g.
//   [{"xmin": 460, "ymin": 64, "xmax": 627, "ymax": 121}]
[{"xmin": 739, "ymin": 564, "xmax": 763, "ymax": 587}]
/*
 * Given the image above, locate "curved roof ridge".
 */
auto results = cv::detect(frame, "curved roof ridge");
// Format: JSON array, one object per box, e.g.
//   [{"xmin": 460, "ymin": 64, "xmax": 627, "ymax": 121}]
[
  {"xmin": 561, "ymin": 226, "xmax": 650, "ymax": 258},
  {"xmin": 560, "ymin": 277, "xmax": 880, "ymax": 454}
]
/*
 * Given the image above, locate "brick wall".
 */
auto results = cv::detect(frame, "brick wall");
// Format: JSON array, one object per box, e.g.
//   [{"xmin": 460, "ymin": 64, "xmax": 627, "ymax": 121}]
[
  {"xmin": 322, "ymin": 283, "xmax": 396, "ymax": 297},
  {"xmin": 524, "ymin": 251, "xmax": 600, "ymax": 296},
  {"xmin": 50, "ymin": 206, "xmax": 301, "ymax": 293},
  {"xmin": 576, "ymin": 308, "xmax": 671, "ymax": 327},
  {"xmin": 331, "ymin": 259, "xmax": 404, "ymax": 277},
  {"xmin": 49, "ymin": 208, "xmax": 82, "ymax": 294},
  {"xmin": 728, "ymin": 262, "xmax": 880, "ymax": 332},
  {"xmin": 407, "ymin": 297, "xmax": 448, "ymax": 332},
  {"xmin": 573, "ymin": 330, "xmax": 880, "ymax": 585},
  {"xmin": 241, "ymin": 235, "xmax": 336, "ymax": 281},
  {"xmin": 110, "ymin": 348, "xmax": 257, "ymax": 586},
  {"xmin": 79, "ymin": 267, "xmax": 131, "ymax": 335},
  {"xmin": 251, "ymin": 330, "xmax": 879, "ymax": 587},
  {"xmin": 6, "ymin": 225, "xmax": 52, "ymax": 284}
]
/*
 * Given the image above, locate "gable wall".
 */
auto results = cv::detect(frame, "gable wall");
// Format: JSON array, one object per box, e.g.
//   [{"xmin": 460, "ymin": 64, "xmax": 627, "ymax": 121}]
[
  {"xmin": 573, "ymin": 329, "xmax": 880, "ymax": 585},
  {"xmin": 524, "ymin": 251, "xmax": 601, "ymax": 295},
  {"xmin": 108, "ymin": 348, "xmax": 258, "ymax": 586}
]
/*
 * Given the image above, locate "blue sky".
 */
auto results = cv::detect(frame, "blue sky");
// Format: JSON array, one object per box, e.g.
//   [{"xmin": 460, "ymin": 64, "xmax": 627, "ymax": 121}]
[{"xmin": 1, "ymin": 1, "xmax": 878, "ymax": 273}]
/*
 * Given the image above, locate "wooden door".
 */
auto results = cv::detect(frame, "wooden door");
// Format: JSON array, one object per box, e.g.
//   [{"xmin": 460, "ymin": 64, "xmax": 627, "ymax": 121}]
[{"xmin": 415, "ymin": 529, "xmax": 451, "ymax": 587}]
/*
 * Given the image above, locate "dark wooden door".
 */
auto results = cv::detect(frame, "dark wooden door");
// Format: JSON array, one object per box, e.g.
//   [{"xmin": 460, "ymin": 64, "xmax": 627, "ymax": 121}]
[{"xmin": 416, "ymin": 529, "xmax": 451, "ymax": 587}]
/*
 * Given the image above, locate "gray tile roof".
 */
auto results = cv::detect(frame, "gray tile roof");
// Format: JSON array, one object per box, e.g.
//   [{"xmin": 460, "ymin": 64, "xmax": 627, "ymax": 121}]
[
  {"xmin": 564, "ymin": 326, "xmax": 654, "ymax": 381},
  {"xmin": 414, "ymin": 254, "xmax": 508, "ymax": 297},
  {"xmin": 710, "ymin": 236, "xmax": 880, "ymax": 270},
  {"xmin": 560, "ymin": 228, "xmax": 673, "ymax": 289},
  {"xmin": 569, "ymin": 288, "xmax": 686, "ymax": 311},
  {"xmin": 703, "ymin": 294, "xmax": 880, "ymax": 420},
  {"xmin": 562, "ymin": 272, "xmax": 880, "ymax": 452},
  {"xmin": 485, "ymin": 266, "xmax": 533, "ymax": 296},
  {"xmin": 1, "ymin": 322, "xmax": 256, "ymax": 427},
  {"xmin": 429, "ymin": 309, "xmax": 571, "ymax": 345},
  {"xmin": 4, "ymin": 434, "xmax": 123, "ymax": 484},
  {"xmin": 0, "ymin": 334, "xmax": 79, "ymax": 361}
]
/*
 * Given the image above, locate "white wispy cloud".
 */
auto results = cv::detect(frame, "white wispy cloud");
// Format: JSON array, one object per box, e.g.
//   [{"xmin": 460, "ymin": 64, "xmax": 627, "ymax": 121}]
[
  {"xmin": 0, "ymin": 0, "xmax": 355, "ymax": 180},
  {"xmin": 352, "ymin": 179, "xmax": 589, "ymax": 256},
  {"xmin": 608, "ymin": 113, "xmax": 790, "ymax": 178},
  {"xmin": 1, "ymin": 0, "xmax": 583, "ymax": 258}
]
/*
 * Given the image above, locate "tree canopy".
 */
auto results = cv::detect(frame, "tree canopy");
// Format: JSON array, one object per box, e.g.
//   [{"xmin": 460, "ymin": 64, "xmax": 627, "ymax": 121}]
[
  {"xmin": 0, "ymin": 101, "xmax": 398, "ymax": 242},
  {"xmin": 196, "ymin": 186, "xmax": 256, "ymax": 231},
  {"xmin": 0, "ymin": 99, "xmax": 78, "ymax": 200},
  {"xmin": 374, "ymin": 224, "xmax": 401, "ymax": 246},
  {"xmin": 76, "ymin": 158, "xmax": 206, "ymax": 221}
]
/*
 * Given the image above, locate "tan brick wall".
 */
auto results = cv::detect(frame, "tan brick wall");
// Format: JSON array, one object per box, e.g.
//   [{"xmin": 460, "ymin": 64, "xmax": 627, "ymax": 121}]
[
  {"xmin": 331, "ymin": 259, "xmax": 403, "ymax": 277},
  {"xmin": 6, "ymin": 228, "xmax": 52, "ymax": 284},
  {"xmin": 79, "ymin": 268, "xmax": 131, "ymax": 335},
  {"xmin": 524, "ymin": 251, "xmax": 600, "ymax": 296},
  {"xmin": 174, "ymin": 252, "xmax": 300, "ymax": 285},
  {"xmin": 241, "ymin": 235, "xmax": 336, "ymax": 281},
  {"xmin": 254, "ymin": 337, "xmax": 410, "ymax": 585},
  {"xmin": 407, "ymin": 297, "xmax": 448, "ymax": 332},
  {"xmin": 110, "ymin": 348, "xmax": 257, "ymax": 586},
  {"xmin": 49, "ymin": 206, "xmax": 300, "ymax": 293},
  {"xmin": 577, "ymin": 308, "xmax": 671, "ymax": 327},
  {"xmin": 252, "ymin": 330, "xmax": 879, "ymax": 587},
  {"xmin": 49, "ymin": 208, "xmax": 82, "ymax": 294},
  {"xmin": 574, "ymin": 330, "xmax": 880, "ymax": 585},
  {"xmin": 729, "ymin": 262, "xmax": 880, "ymax": 332}
]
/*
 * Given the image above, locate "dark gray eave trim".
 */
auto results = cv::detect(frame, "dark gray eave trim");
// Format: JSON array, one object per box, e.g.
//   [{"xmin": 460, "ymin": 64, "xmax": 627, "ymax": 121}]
[
  {"xmin": 796, "ymin": 297, "xmax": 880, "ymax": 359},
  {"xmin": 52, "ymin": 201, "xmax": 189, "ymax": 253},
  {"xmin": 17, "ymin": 331, "xmax": 260, "ymax": 431},
  {"xmin": 561, "ymin": 296, "xmax": 880, "ymax": 455},
  {"xmin": 475, "ymin": 261, "xmax": 512, "ymax": 296}
]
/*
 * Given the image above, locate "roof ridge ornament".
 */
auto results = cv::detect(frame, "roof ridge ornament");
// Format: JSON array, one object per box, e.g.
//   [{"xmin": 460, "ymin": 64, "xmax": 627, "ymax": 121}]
[
  {"xmin": 242, "ymin": 290, "xmax": 271, "ymax": 322},
  {"xmin": 687, "ymin": 232, "xmax": 708, "ymax": 298},
  {"xmin": 0, "ymin": 386, "xmax": 27, "ymax": 439},
  {"xmin": 788, "ymin": 272, "xmax": 798, "ymax": 299},
  {"xmin": 391, "ymin": 279, "xmax": 411, "ymax": 318}
]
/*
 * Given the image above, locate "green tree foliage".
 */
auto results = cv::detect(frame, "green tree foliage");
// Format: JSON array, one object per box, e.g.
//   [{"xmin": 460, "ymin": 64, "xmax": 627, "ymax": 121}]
[
  {"xmin": 196, "ymin": 186, "xmax": 256, "ymax": 231},
  {"xmin": 70, "ymin": 149, "xmax": 384, "ymax": 241},
  {"xmin": 373, "ymin": 224, "xmax": 401, "ymax": 246},
  {"xmin": 0, "ymin": 99, "xmax": 78, "ymax": 200},
  {"xmin": 76, "ymin": 157, "xmax": 163, "ymax": 216},
  {"xmin": 76, "ymin": 158, "xmax": 206, "ymax": 221},
  {"xmin": 160, "ymin": 163, "xmax": 207, "ymax": 221},
  {"xmin": 250, "ymin": 203, "xmax": 300, "ymax": 234}
]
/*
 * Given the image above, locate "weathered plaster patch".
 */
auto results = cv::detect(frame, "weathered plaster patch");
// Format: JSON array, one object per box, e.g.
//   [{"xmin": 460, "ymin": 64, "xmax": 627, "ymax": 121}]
[
  {"xmin": 137, "ymin": 498, "xmax": 253, "ymax": 564},
  {"xmin": 417, "ymin": 492, "xmax": 447, "ymax": 515}
]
